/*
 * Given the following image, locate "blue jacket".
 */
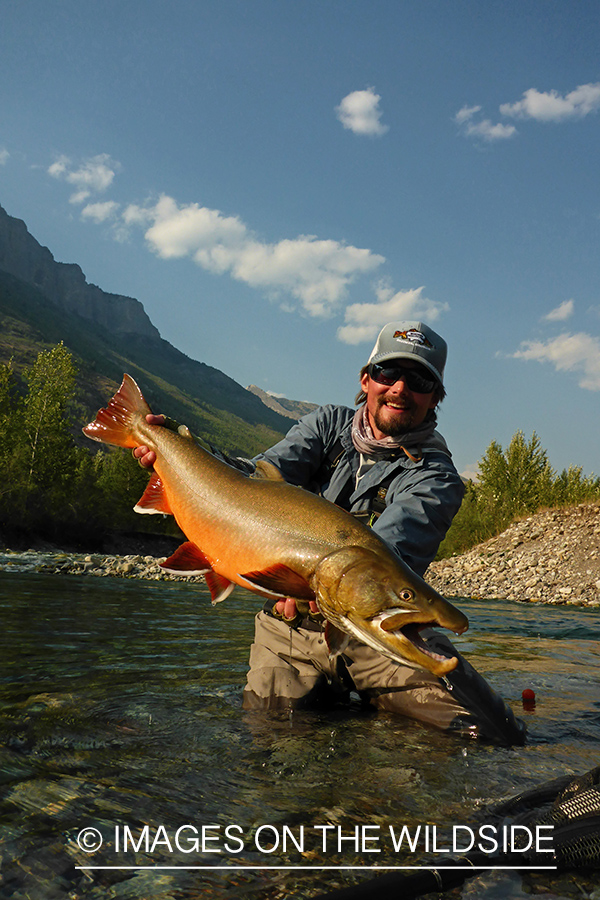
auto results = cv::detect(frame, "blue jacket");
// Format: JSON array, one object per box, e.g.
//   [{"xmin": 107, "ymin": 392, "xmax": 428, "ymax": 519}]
[{"xmin": 257, "ymin": 405, "xmax": 464, "ymax": 577}]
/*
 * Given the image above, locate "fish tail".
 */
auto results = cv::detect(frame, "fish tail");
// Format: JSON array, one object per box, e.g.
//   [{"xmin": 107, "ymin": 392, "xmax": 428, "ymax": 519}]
[{"xmin": 82, "ymin": 374, "xmax": 151, "ymax": 448}]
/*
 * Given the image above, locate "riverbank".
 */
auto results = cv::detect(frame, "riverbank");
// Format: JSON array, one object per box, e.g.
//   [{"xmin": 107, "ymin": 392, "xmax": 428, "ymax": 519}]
[
  {"xmin": 1, "ymin": 502, "xmax": 599, "ymax": 606},
  {"xmin": 427, "ymin": 502, "xmax": 600, "ymax": 607},
  {"xmin": 0, "ymin": 549, "xmax": 184, "ymax": 581}
]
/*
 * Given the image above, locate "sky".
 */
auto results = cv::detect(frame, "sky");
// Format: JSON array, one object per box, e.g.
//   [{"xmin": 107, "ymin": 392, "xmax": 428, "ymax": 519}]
[{"xmin": 1, "ymin": 0, "xmax": 599, "ymax": 480}]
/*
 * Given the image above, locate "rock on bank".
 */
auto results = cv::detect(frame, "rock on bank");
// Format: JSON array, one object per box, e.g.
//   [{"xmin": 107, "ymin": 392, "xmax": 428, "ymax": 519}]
[{"xmin": 427, "ymin": 502, "xmax": 600, "ymax": 607}]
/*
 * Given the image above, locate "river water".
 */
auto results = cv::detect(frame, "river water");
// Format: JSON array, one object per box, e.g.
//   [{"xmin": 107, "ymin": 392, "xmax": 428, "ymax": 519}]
[{"xmin": 0, "ymin": 562, "xmax": 599, "ymax": 900}]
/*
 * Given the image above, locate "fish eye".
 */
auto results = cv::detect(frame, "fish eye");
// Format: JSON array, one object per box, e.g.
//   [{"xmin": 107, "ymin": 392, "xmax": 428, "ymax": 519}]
[{"xmin": 398, "ymin": 589, "xmax": 414, "ymax": 602}]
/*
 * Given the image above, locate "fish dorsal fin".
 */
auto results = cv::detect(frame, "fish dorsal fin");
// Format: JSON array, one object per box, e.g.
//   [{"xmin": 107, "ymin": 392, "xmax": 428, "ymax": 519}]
[
  {"xmin": 251, "ymin": 460, "xmax": 285, "ymax": 481},
  {"xmin": 325, "ymin": 622, "xmax": 350, "ymax": 658},
  {"xmin": 204, "ymin": 572, "xmax": 236, "ymax": 605},
  {"xmin": 160, "ymin": 541, "xmax": 213, "ymax": 575},
  {"xmin": 134, "ymin": 473, "xmax": 173, "ymax": 516},
  {"xmin": 239, "ymin": 565, "xmax": 315, "ymax": 601}
]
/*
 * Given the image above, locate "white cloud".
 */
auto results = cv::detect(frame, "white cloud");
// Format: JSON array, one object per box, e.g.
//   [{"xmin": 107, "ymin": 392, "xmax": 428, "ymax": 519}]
[
  {"xmin": 455, "ymin": 105, "xmax": 517, "ymax": 142},
  {"xmin": 140, "ymin": 195, "xmax": 247, "ymax": 261},
  {"xmin": 335, "ymin": 88, "xmax": 389, "ymax": 137},
  {"xmin": 512, "ymin": 331, "xmax": 600, "ymax": 391},
  {"xmin": 122, "ymin": 203, "xmax": 154, "ymax": 227},
  {"xmin": 48, "ymin": 153, "xmax": 120, "ymax": 203},
  {"xmin": 125, "ymin": 194, "xmax": 385, "ymax": 317},
  {"xmin": 337, "ymin": 284, "xmax": 449, "ymax": 345},
  {"xmin": 454, "ymin": 105, "xmax": 482, "ymax": 125},
  {"xmin": 460, "ymin": 463, "xmax": 481, "ymax": 483},
  {"xmin": 464, "ymin": 119, "xmax": 517, "ymax": 142},
  {"xmin": 0, "ymin": 148, "xmax": 9, "ymax": 166},
  {"xmin": 456, "ymin": 80, "xmax": 600, "ymax": 144},
  {"xmin": 50, "ymin": 154, "xmax": 449, "ymax": 329},
  {"xmin": 81, "ymin": 201, "xmax": 120, "ymax": 223},
  {"xmin": 543, "ymin": 299, "xmax": 574, "ymax": 322},
  {"xmin": 500, "ymin": 82, "xmax": 600, "ymax": 122}
]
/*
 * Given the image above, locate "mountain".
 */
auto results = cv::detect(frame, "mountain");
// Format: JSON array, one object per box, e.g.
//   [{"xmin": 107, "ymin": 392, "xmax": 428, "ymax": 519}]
[
  {"xmin": 0, "ymin": 203, "xmax": 293, "ymax": 456},
  {"xmin": 246, "ymin": 384, "xmax": 318, "ymax": 420}
]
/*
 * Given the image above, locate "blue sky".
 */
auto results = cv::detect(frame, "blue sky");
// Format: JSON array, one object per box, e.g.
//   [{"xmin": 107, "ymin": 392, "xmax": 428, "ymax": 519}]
[{"xmin": 1, "ymin": 0, "xmax": 599, "ymax": 479}]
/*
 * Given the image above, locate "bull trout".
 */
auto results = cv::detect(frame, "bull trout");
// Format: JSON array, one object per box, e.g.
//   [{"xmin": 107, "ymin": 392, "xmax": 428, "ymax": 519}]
[{"xmin": 83, "ymin": 375, "xmax": 468, "ymax": 676}]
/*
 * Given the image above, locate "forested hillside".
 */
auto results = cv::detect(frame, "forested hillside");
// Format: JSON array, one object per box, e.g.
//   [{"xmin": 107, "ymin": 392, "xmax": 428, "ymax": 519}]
[{"xmin": 0, "ymin": 203, "xmax": 291, "ymax": 457}]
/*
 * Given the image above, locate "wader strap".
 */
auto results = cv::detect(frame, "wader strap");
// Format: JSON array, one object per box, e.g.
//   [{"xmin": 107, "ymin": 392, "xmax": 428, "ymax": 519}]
[
  {"xmin": 317, "ymin": 437, "xmax": 414, "ymax": 526},
  {"xmin": 351, "ymin": 485, "xmax": 390, "ymax": 528}
]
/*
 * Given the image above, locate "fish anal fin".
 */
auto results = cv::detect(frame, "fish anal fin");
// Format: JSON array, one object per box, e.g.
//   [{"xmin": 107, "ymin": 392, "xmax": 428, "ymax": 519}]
[
  {"xmin": 134, "ymin": 473, "xmax": 173, "ymax": 516},
  {"xmin": 240, "ymin": 564, "xmax": 315, "ymax": 601},
  {"xmin": 160, "ymin": 541, "xmax": 213, "ymax": 576},
  {"xmin": 325, "ymin": 622, "xmax": 350, "ymax": 658},
  {"xmin": 205, "ymin": 572, "xmax": 235, "ymax": 605}
]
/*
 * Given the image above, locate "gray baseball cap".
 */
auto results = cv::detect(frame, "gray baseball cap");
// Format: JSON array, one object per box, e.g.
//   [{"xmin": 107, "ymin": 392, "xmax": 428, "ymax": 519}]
[{"xmin": 368, "ymin": 321, "xmax": 447, "ymax": 385}]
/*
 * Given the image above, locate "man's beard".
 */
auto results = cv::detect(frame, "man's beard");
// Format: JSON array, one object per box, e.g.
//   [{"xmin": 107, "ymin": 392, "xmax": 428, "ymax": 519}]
[{"xmin": 372, "ymin": 398, "xmax": 416, "ymax": 436}]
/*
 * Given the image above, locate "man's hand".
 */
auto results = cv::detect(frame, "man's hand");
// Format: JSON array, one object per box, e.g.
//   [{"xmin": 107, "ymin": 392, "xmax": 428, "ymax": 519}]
[
  {"xmin": 132, "ymin": 414, "xmax": 166, "ymax": 469},
  {"xmin": 274, "ymin": 598, "xmax": 320, "ymax": 621}
]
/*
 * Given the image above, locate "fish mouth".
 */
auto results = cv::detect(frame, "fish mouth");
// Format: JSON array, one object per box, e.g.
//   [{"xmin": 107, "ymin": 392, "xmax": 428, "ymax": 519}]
[{"xmin": 344, "ymin": 608, "xmax": 464, "ymax": 676}]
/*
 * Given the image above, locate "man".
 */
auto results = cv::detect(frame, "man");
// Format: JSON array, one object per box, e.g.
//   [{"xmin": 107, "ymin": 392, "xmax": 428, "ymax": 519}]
[{"xmin": 135, "ymin": 321, "xmax": 525, "ymax": 743}]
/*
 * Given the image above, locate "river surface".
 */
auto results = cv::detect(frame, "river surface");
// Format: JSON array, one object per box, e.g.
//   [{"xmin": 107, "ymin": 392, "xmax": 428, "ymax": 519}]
[{"xmin": 0, "ymin": 562, "xmax": 599, "ymax": 899}]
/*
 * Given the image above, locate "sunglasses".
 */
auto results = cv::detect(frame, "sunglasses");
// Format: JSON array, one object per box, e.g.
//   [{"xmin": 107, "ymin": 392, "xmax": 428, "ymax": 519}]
[{"xmin": 368, "ymin": 362, "xmax": 438, "ymax": 394}]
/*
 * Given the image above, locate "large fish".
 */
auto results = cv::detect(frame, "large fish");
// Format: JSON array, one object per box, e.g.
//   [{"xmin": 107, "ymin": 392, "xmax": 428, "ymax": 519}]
[{"xmin": 83, "ymin": 375, "xmax": 468, "ymax": 676}]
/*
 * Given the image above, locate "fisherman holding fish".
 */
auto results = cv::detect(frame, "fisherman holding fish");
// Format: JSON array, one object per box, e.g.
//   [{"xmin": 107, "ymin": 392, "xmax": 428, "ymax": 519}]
[{"xmin": 130, "ymin": 321, "xmax": 525, "ymax": 744}]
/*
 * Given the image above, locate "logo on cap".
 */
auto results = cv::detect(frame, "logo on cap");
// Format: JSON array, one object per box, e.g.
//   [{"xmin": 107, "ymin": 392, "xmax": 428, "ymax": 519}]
[{"xmin": 393, "ymin": 329, "xmax": 434, "ymax": 349}]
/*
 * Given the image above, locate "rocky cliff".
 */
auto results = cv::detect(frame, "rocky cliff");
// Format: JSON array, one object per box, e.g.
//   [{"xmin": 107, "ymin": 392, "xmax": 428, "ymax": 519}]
[
  {"xmin": 0, "ymin": 202, "xmax": 293, "ymax": 455},
  {"xmin": 0, "ymin": 204, "xmax": 159, "ymax": 338},
  {"xmin": 246, "ymin": 384, "xmax": 318, "ymax": 420}
]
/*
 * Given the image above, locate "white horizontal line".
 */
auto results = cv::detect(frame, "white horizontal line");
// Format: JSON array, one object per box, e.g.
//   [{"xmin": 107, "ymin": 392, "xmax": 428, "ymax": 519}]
[{"xmin": 75, "ymin": 865, "xmax": 558, "ymax": 871}]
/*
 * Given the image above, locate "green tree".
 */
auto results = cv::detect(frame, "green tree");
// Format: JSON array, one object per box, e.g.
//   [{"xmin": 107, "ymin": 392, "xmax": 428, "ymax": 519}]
[
  {"xmin": 551, "ymin": 465, "xmax": 600, "ymax": 506},
  {"xmin": 477, "ymin": 430, "xmax": 554, "ymax": 527},
  {"xmin": 0, "ymin": 343, "xmax": 177, "ymax": 545},
  {"xmin": 18, "ymin": 344, "xmax": 81, "ymax": 523},
  {"xmin": 0, "ymin": 359, "xmax": 16, "ymax": 418},
  {"xmin": 436, "ymin": 479, "xmax": 491, "ymax": 557},
  {"xmin": 437, "ymin": 429, "xmax": 600, "ymax": 559},
  {"xmin": 93, "ymin": 447, "xmax": 151, "ymax": 531},
  {"xmin": 0, "ymin": 360, "xmax": 24, "ymax": 517},
  {"xmin": 0, "ymin": 344, "xmax": 92, "ymax": 537}
]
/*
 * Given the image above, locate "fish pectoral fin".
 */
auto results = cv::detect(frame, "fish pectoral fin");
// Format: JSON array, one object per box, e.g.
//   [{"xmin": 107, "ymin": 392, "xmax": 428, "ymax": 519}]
[
  {"xmin": 134, "ymin": 473, "xmax": 173, "ymax": 516},
  {"xmin": 160, "ymin": 541, "xmax": 213, "ymax": 575},
  {"xmin": 239, "ymin": 565, "xmax": 315, "ymax": 601},
  {"xmin": 325, "ymin": 622, "xmax": 350, "ymax": 657},
  {"xmin": 204, "ymin": 572, "xmax": 235, "ymax": 605}
]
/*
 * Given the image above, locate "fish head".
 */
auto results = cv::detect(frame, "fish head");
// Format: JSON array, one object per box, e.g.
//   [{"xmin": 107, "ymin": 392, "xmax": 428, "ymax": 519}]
[{"xmin": 312, "ymin": 546, "xmax": 468, "ymax": 676}]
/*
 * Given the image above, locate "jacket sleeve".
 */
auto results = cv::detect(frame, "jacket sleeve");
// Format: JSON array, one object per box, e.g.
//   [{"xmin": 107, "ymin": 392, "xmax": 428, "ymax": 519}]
[
  {"xmin": 254, "ymin": 406, "xmax": 346, "ymax": 488},
  {"xmin": 371, "ymin": 458, "xmax": 465, "ymax": 577}
]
